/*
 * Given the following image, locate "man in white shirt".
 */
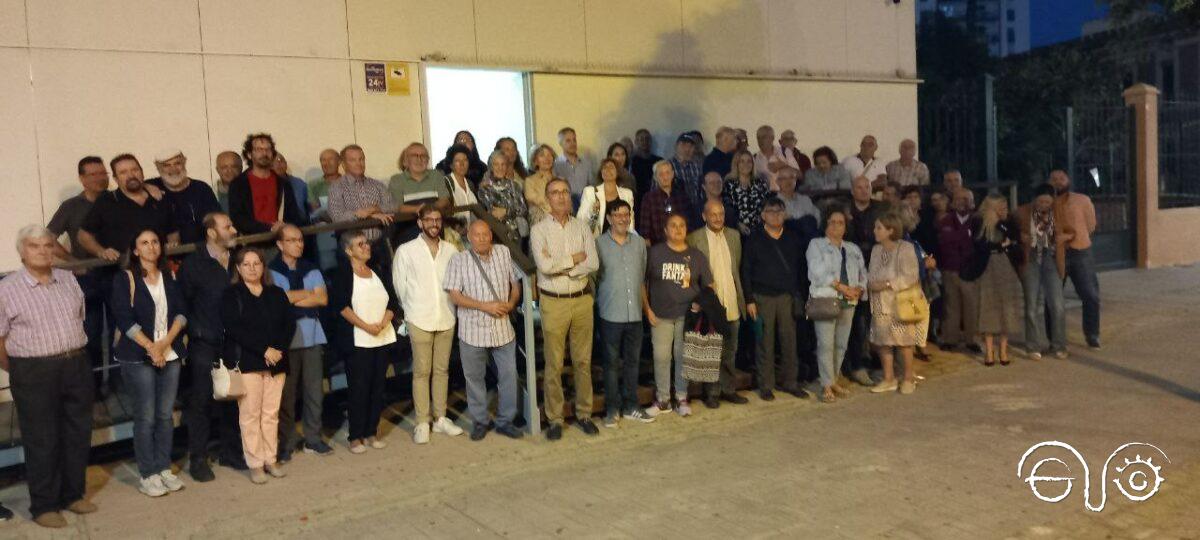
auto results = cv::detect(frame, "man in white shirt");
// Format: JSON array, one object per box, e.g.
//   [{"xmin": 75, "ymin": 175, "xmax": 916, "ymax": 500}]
[
  {"xmin": 393, "ymin": 204, "xmax": 462, "ymax": 444},
  {"xmin": 842, "ymin": 135, "xmax": 887, "ymax": 189},
  {"xmin": 752, "ymin": 125, "xmax": 786, "ymax": 191}
]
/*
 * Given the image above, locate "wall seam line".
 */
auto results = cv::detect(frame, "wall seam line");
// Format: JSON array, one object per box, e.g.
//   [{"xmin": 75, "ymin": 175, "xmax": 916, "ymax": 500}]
[
  {"xmin": 25, "ymin": 0, "xmax": 45, "ymax": 223},
  {"xmin": 196, "ymin": 0, "xmax": 214, "ymax": 190}
]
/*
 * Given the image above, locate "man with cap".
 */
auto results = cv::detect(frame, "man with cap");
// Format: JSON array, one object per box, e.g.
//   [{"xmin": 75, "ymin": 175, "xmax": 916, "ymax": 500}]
[{"xmin": 146, "ymin": 149, "xmax": 222, "ymax": 245}]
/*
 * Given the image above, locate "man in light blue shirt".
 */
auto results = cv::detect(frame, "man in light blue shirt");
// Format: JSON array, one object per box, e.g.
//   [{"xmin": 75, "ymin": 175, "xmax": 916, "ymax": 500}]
[
  {"xmin": 553, "ymin": 127, "xmax": 595, "ymax": 200},
  {"xmin": 594, "ymin": 199, "xmax": 655, "ymax": 427}
]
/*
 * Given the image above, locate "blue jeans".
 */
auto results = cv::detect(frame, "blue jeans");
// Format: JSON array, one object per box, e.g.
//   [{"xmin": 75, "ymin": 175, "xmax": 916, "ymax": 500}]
[
  {"xmin": 1065, "ymin": 247, "xmax": 1101, "ymax": 345},
  {"xmin": 121, "ymin": 360, "xmax": 181, "ymax": 478},
  {"xmin": 815, "ymin": 306, "xmax": 856, "ymax": 388},
  {"xmin": 1022, "ymin": 250, "xmax": 1066, "ymax": 353},
  {"xmin": 460, "ymin": 340, "xmax": 519, "ymax": 429},
  {"xmin": 600, "ymin": 319, "xmax": 644, "ymax": 416},
  {"xmin": 650, "ymin": 317, "xmax": 687, "ymax": 403}
]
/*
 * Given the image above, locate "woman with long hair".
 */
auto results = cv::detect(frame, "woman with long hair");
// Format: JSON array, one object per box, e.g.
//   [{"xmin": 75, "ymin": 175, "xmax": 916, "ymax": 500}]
[
  {"xmin": 723, "ymin": 149, "xmax": 770, "ymax": 236},
  {"xmin": 443, "ymin": 144, "xmax": 479, "ymax": 227},
  {"xmin": 605, "ymin": 142, "xmax": 637, "ymax": 193},
  {"xmin": 435, "ymin": 130, "xmax": 486, "ymax": 187},
  {"xmin": 974, "ymin": 193, "xmax": 1024, "ymax": 366},
  {"xmin": 111, "ymin": 229, "xmax": 188, "ymax": 497},
  {"xmin": 220, "ymin": 247, "xmax": 295, "ymax": 484},
  {"xmin": 494, "ymin": 137, "xmax": 529, "ymax": 180},
  {"xmin": 577, "ymin": 158, "xmax": 635, "ymax": 237},
  {"xmin": 523, "ymin": 144, "xmax": 557, "ymax": 225}
]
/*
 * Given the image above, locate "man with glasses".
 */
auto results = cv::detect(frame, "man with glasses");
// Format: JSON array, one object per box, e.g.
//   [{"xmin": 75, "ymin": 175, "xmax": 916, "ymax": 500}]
[
  {"xmin": 389, "ymin": 142, "xmax": 451, "ymax": 245},
  {"xmin": 392, "ymin": 204, "xmax": 461, "ymax": 444}
]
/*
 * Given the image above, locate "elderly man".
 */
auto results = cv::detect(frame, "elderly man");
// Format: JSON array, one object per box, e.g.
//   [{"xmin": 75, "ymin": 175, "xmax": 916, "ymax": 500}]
[
  {"xmin": 937, "ymin": 188, "xmax": 980, "ymax": 353},
  {"xmin": 0, "ymin": 225, "xmax": 96, "ymax": 528},
  {"xmin": 393, "ymin": 204, "xmax": 462, "ymax": 444},
  {"xmin": 227, "ymin": 133, "xmax": 308, "ymax": 235},
  {"xmin": 775, "ymin": 167, "xmax": 821, "ymax": 227},
  {"xmin": 390, "ymin": 142, "xmax": 451, "ymax": 245},
  {"xmin": 531, "ymin": 178, "xmax": 600, "ymax": 440},
  {"xmin": 669, "ymin": 133, "xmax": 705, "ymax": 212},
  {"xmin": 752, "ymin": 125, "xmax": 784, "ymax": 190},
  {"xmin": 553, "ymin": 127, "xmax": 595, "ymax": 198},
  {"xmin": 638, "ymin": 160, "xmax": 692, "ymax": 246},
  {"xmin": 444, "ymin": 220, "xmax": 525, "ymax": 441},
  {"xmin": 842, "ymin": 135, "xmax": 887, "ymax": 188},
  {"xmin": 630, "ymin": 129, "xmax": 663, "ymax": 201},
  {"xmin": 690, "ymin": 171, "xmax": 739, "ymax": 231},
  {"xmin": 214, "ymin": 151, "xmax": 242, "ymax": 211},
  {"xmin": 328, "ymin": 144, "xmax": 397, "ymax": 265},
  {"xmin": 1050, "ymin": 169, "xmax": 1101, "ymax": 349},
  {"xmin": 843, "ymin": 175, "xmax": 889, "ymax": 385},
  {"xmin": 703, "ymin": 126, "xmax": 737, "ymax": 177},
  {"xmin": 687, "ymin": 200, "xmax": 749, "ymax": 408},
  {"xmin": 778, "ymin": 129, "xmax": 812, "ymax": 177},
  {"xmin": 886, "ymin": 139, "xmax": 930, "ymax": 187},
  {"xmin": 146, "ymin": 149, "xmax": 221, "ymax": 244},
  {"xmin": 942, "ymin": 169, "xmax": 965, "ymax": 196},
  {"xmin": 309, "ymin": 148, "xmax": 341, "ymax": 219}
]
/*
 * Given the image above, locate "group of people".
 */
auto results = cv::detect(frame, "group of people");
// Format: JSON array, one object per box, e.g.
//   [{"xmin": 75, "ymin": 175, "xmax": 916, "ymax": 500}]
[{"xmin": 0, "ymin": 126, "xmax": 1101, "ymax": 527}]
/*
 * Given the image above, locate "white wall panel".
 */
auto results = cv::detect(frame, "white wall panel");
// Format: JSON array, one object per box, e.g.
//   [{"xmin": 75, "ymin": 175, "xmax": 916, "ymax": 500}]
[
  {"xmin": 681, "ymin": 0, "xmax": 769, "ymax": 72},
  {"xmin": 584, "ymin": 0, "xmax": 684, "ymax": 71},
  {"xmin": 199, "ymin": 0, "xmax": 348, "ymax": 58},
  {"xmin": 27, "ymin": 0, "xmax": 202, "ymax": 53},
  {"xmin": 30, "ymin": 49, "xmax": 209, "ymax": 209},
  {"xmin": 797, "ymin": 0, "xmax": 847, "ymax": 76},
  {"xmin": 895, "ymin": 0, "xmax": 917, "ymax": 77},
  {"xmin": 0, "ymin": 0, "xmax": 28, "ymax": 47},
  {"xmin": 0, "ymin": 49, "xmax": 42, "ymax": 272},
  {"xmin": 346, "ymin": 0, "xmax": 476, "ymax": 63},
  {"xmin": 349, "ymin": 61, "xmax": 424, "ymax": 181},
  {"xmin": 204, "ymin": 56, "xmax": 356, "ymax": 183},
  {"xmin": 845, "ymin": 0, "xmax": 902, "ymax": 77},
  {"xmin": 475, "ymin": 0, "xmax": 586, "ymax": 67}
]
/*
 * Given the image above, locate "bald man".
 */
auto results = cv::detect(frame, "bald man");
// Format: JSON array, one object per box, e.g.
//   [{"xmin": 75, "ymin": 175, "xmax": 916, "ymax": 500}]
[
  {"xmin": 686, "ymin": 199, "xmax": 748, "ymax": 407},
  {"xmin": 309, "ymin": 148, "xmax": 341, "ymax": 217},
  {"xmin": 214, "ymin": 151, "xmax": 243, "ymax": 211},
  {"xmin": 885, "ymin": 139, "xmax": 930, "ymax": 187}
]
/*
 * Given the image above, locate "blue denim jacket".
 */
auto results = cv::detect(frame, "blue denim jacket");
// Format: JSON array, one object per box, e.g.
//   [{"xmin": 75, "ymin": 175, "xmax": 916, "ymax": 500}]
[{"xmin": 806, "ymin": 237, "xmax": 867, "ymax": 301}]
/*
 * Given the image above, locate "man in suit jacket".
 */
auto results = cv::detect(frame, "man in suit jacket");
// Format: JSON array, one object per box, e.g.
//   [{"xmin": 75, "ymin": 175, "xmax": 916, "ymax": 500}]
[{"xmin": 686, "ymin": 199, "xmax": 749, "ymax": 408}]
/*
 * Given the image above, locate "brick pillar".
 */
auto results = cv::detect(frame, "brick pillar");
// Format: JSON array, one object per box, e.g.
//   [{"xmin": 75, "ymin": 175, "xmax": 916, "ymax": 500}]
[{"xmin": 1122, "ymin": 83, "xmax": 1159, "ymax": 269}]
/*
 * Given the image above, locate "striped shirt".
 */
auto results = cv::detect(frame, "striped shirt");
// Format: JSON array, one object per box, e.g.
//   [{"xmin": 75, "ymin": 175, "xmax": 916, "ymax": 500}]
[
  {"xmin": 444, "ymin": 244, "xmax": 518, "ymax": 348},
  {"xmin": 0, "ymin": 267, "xmax": 87, "ymax": 357},
  {"xmin": 530, "ymin": 214, "xmax": 598, "ymax": 295},
  {"xmin": 328, "ymin": 174, "xmax": 396, "ymax": 241}
]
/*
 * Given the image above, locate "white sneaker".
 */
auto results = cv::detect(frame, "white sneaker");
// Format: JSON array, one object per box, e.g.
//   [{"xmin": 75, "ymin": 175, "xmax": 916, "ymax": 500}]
[
  {"xmin": 369, "ymin": 437, "xmax": 387, "ymax": 449},
  {"xmin": 413, "ymin": 423, "xmax": 430, "ymax": 444},
  {"xmin": 139, "ymin": 475, "xmax": 168, "ymax": 497},
  {"xmin": 159, "ymin": 469, "xmax": 184, "ymax": 492},
  {"xmin": 349, "ymin": 441, "xmax": 367, "ymax": 454},
  {"xmin": 432, "ymin": 417, "xmax": 464, "ymax": 437}
]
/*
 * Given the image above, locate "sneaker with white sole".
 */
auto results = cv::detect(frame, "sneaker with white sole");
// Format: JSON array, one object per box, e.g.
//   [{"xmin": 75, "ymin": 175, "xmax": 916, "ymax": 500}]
[
  {"xmin": 624, "ymin": 408, "xmax": 656, "ymax": 423},
  {"xmin": 349, "ymin": 442, "xmax": 367, "ymax": 454},
  {"xmin": 432, "ymin": 417, "xmax": 464, "ymax": 437},
  {"xmin": 870, "ymin": 380, "xmax": 899, "ymax": 393},
  {"xmin": 1028, "ymin": 352, "xmax": 1043, "ymax": 361},
  {"xmin": 139, "ymin": 475, "xmax": 168, "ymax": 497},
  {"xmin": 369, "ymin": 437, "xmax": 387, "ymax": 449},
  {"xmin": 413, "ymin": 423, "xmax": 430, "ymax": 444},
  {"xmin": 647, "ymin": 401, "xmax": 672, "ymax": 417},
  {"xmin": 675, "ymin": 399, "xmax": 692, "ymax": 417},
  {"xmin": 602, "ymin": 414, "xmax": 619, "ymax": 428},
  {"xmin": 159, "ymin": 469, "xmax": 184, "ymax": 492}
]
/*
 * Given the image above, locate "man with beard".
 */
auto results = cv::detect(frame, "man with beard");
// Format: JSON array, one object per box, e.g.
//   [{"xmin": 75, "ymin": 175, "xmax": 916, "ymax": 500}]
[
  {"xmin": 392, "ymin": 204, "xmax": 461, "ymax": 444},
  {"xmin": 146, "ymin": 149, "xmax": 221, "ymax": 245},
  {"xmin": 78, "ymin": 154, "xmax": 178, "ymax": 261},
  {"xmin": 177, "ymin": 212, "xmax": 246, "ymax": 480},
  {"xmin": 1049, "ymin": 169, "xmax": 1101, "ymax": 349},
  {"xmin": 227, "ymin": 133, "xmax": 308, "ymax": 236},
  {"xmin": 214, "ymin": 151, "xmax": 242, "ymax": 212}
]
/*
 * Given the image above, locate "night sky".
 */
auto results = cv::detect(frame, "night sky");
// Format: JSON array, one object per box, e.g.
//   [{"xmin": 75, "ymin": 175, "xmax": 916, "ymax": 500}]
[{"xmin": 1030, "ymin": 0, "xmax": 1110, "ymax": 48}]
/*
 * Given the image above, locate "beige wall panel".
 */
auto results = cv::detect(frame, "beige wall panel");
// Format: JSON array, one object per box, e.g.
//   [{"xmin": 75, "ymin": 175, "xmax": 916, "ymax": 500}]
[
  {"xmin": 895, "ymin": 0, "xmax": 917, "ymax": 77},
  {"xmin": 583, "ymin": 0, "xmax": 684, "ymax": 71},
  {"xmin": 844, "ymin": 0, "xmax": 901, "ymax": 77},
  {"xmin": 346, "ymin": 0, "xmax": 476, "ymax": 63},
  {"xmin": 199, "ymin": 0, "xmax": 349, "ymax": 58},
  {"xmin": 0, "ymin": 50, "xmax": 43, "ymax": 272},
  {"xmin": 475, "ymin": 0, "xmax": 585, "ymax": 67},
  {"xmin": 0, "ymin": 0, "xmax": 28, "ymax": 47},
  {"xmin": 531, "ymin": 73, "xmax": 916, "ymax": 169},
  {"xmin": 204, "ymin": 56, "xmax": 356, "ymax": 183},
  {"xmin": 766, "ymin": 0, "xmax": 806, "ymax": 74},
  {"xmin": 797, "ymin": 0, "xmax": 847, "ymax": 76},
  {"xmin": 30, "ymin": 49, "xmax": 209, "ymax": 216},
  {"xmin": 27, "ymin": 0, "xmax": 201, "ymax": 53},
  {"xmin": 681, "ymin": 0, "xmax": 769, "ymax": 72},
  {"xmin": 348, "ymin": 61, "xmax": 424, "ymax": 181}
]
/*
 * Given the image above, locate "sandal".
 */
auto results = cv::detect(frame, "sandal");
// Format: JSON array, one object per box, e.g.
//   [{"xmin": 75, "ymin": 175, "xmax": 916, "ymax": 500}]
[
  {"xmin": 820, "ymin": 389, "xmax": 837, "ymax": 403},
  {"xmin": 831, "ymin": 384, "xmax": 850, "ymax": 398}
]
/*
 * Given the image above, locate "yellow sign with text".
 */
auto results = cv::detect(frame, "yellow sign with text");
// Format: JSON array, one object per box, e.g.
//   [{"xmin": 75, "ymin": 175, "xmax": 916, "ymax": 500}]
[{"xmin": 386, "ymin": 62, "xmax": 411, "ymax": 96}]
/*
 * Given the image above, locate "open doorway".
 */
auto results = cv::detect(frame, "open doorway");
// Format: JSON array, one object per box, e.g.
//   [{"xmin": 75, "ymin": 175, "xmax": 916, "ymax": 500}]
[{"xmin": 424, "ymin": 66, "xmax": 530, "ymax": 168}]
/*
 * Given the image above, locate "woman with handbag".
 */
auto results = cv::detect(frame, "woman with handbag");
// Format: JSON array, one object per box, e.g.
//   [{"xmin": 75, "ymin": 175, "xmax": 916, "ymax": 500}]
[
  {"xmin": 866, "ymin": 212, "xmax": 927, "ymax": 395},
  {"xmin": 806, "ymin": 208, "xmax": 867, "ymax": 403},
  {"xmin": 220, "ymin": 247, "xmax": 295, "ymax": 484},
  {"xmin": 330, "ymin": 230, "xmax": 399, "ymax": 454},
  {"xmin": 577, "ymin": 158, "xmax": 635, "ymax": 238},
  {"xmin": 974, "ymin": 193, "xmax": 1024, "ymax": 366},
  {"xmin": 111, "ymin": 229, "xmax": 188, "ymax": 498}
]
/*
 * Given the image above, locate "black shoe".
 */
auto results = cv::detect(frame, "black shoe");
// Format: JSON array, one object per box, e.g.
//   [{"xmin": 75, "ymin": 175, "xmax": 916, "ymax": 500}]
[
  {"xmin": 759, "ymin": 390, "xmax": 776, "ymax": 401},
  {"xmin": 277, "ymin": 449, "xmax": 293, "ymax": 464},
  {"xmin": 967, "ymin": 344, "xmax": 983, "ymax": 354},
  {"xmin": 783, "ymin": 387, "xmax": 810, "ymax": 399},
  {"xmin": 189, "ymin": 462, "xmax": 216, "ymax": 483},
  {"xmin": 545, "ymin": 423, "xmax": 563, "ymax": 441},
  {"xmin": 218, "ymin": 456, "xmax": 249, "ymax": 471},
  {"xmin": 470, "ymin": 424, "xmax": 489, "ymax": 441},
  {"xmin": 704, "ymin": 395, "xmax": 720, "ymax": 409},
  {"xmin": 495, "ymin": 425, "xmax": 524, "ymax": 439},
  {"xmin": 721, "ymin": 392, "xmax": 749, "ymax": 404},
  {"xmin": 577, "ymin": 419, "xmax": 600, "ymax": 436},
  {"xmin": 0, "ymin": 502, "xmax": 13, "ymax": 521},
  {"xmin": 1087, "ymin": 340, "xmax": 1101, "ymax": 350}
]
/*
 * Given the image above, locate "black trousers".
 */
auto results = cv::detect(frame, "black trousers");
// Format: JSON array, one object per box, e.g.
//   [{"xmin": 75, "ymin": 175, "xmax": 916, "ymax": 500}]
[
  {"xmin": 9, "ymin": 351, "xmax": 93, "ymax": 516},
  {"xmin": 346, "ymin": 345, "xmax": 390, "ymax": 441},
  {"xmin": 185, "ymin": 339, "xmax": 244, "ymax": 466}
]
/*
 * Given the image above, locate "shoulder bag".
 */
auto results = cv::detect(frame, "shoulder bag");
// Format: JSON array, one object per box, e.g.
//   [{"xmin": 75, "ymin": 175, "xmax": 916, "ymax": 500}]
[
  {"xmin": 892, "ymin": 244, "xmax": 929, "ymax": 324},
  {"xmin": 212, "ymin": 293, "xmax": 246, "ymax": 400}
]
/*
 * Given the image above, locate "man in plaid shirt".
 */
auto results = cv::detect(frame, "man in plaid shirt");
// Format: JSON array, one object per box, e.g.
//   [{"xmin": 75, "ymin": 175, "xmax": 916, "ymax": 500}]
[{"xmin": 638, "ymin": 160, "xmax": 692, "ymax": 246}]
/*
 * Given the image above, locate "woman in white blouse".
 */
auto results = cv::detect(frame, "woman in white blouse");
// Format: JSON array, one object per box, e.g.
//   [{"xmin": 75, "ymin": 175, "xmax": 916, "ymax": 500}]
[
  {"xmin": 444, "ymin": 144, "xmax": 478, "ymax": 226},
  {"xmin": 577, "ymin": 158, "xmax": 635, "ymax": 238}
]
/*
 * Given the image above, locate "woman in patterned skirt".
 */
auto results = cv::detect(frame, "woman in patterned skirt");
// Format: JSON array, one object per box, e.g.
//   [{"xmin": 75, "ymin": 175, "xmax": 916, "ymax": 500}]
[
  {"xmin": 866, "ymin": 211, "xmax": 927, "ymax": 395},
  {"xmin": 974, "ymin": 193, "xmax": 1023, "ymax": 366}
]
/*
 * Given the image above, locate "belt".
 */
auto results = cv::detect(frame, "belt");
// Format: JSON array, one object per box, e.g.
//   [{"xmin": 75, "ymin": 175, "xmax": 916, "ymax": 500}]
[
  {"xmin": 24, "ymin": 348, "xmax": 85, "ymax": 361},
  {"xmin": 538, "ymin": 288, "xmax": 591, "ymax": 299}
]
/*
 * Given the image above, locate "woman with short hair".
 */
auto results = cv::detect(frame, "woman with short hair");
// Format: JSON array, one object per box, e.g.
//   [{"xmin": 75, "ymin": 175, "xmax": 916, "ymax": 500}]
[
  {"xmin": 605, "ymin": 142, "xmax": 637, "ymax": 193},
  {"xmin": 435, "ymin": 130, "xmax": 486, "ymax": 187},
  {"xmin": 806, "ymin": 208, "xmax": 866, "ymax": 403},
  {"xmin": 478, "ymin": 150, "xmax": 530, "ymax": 244},
  {"xmin": 866, "ymin": 212, "xmax": 926, "ymax": 395},
  {"xmin": 805, "ymin": 146, "xmax": 852, "ymax": 192},
  {"xmin": 523, "ymin": 144, "xmax": 557, "ymax": 225}
]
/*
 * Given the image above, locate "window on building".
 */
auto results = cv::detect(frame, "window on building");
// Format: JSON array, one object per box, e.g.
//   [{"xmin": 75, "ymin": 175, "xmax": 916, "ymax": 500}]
[
  {"xmin": 425, "ymin": 67, "xmax": 530, "ymax": 165},
  {"xmin": 1007, "ymin": 28, "xmax": 1015, "ymax": 43},
  {"xmin": 1007, "ymin": 9, "xmax": 1015, "ymax": 22}
]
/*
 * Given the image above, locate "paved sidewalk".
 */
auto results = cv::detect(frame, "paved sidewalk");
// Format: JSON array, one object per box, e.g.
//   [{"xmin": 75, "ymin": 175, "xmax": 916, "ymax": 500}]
[{"xmin": 0, "ymin": 265, "xmax": 1197, "ymax": 538}]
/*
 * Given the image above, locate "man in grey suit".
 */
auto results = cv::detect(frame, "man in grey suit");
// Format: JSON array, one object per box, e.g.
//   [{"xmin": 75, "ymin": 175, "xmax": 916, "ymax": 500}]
[{"xmin": 686, "ymin": 200, "xmax": 750, "ymax": 408}]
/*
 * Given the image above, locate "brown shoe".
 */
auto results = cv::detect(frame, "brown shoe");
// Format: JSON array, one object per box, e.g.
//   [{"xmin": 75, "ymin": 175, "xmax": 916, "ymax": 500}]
[
  {"xmin": 34, "ymin": 511, "xmax": 68, "ymax": 528},
  {"xmin": 66, "ymin": 499, "xmax": 98, "ymax": 514},
  {"xmin": 265, "ymin": 462, "xmax": 287, "ymax": 478},
  {"xmin": 249, "ymin": 467, "xmax": 268, "ymax": 484}
]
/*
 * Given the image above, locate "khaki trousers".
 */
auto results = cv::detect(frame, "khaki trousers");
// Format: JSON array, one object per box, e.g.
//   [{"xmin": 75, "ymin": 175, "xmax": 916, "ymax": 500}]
[
  {"xmin": 408, "ymin": 324, "xmax": 456, "ymax": 424},
  {"xmin": 540, "ymin": 294, "xmax": 594, "ymax": 424}
]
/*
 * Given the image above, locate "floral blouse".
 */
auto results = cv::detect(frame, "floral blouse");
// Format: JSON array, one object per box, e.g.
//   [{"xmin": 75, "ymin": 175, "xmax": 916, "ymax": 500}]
[
  {"xmin": 724, "ymin": 177, "xmax": 770, "ymax": 231},
  {"xmin": 478, "ymin": 177, "xmax": 529, "ymax": 242}
]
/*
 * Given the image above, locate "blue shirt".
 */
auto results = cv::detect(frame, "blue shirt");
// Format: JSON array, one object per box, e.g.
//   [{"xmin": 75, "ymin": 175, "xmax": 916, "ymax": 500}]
[
  {"xmin": 806, "ymin": 237, "xmax": 867, "ymax": 301},
  {"xmin": 595, "ymin": 230, "xmax": 647, "ymax": 323},
  {"xmin": 269, "ymin": 265, "xmax": 328, "ymax": 348},
  {"xmin": 287, "ymin": 176, "xmax": 309, "ymax": 215}
]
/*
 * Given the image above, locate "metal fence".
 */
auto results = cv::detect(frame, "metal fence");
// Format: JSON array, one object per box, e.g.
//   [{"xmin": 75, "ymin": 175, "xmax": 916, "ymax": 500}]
[{"xmin": 1159, "ymin": 100, "xmax": 1200, "ymax": 209}]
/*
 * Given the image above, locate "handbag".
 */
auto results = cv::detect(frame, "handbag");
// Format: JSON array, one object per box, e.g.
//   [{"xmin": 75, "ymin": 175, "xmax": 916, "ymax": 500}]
[
  {"xmin": 682, "ymin": 318, "xmax": 723, "ymax": 383},
  {"xmin": 892, "ymin": 244, "xmax": 929, "ymax": 323},
  {"xmin": 805, "ymin": 297, "xmax": 841, "ymax": 321},
  {"xmin": 211, "ymin": 357, "xmax": 245, "ymax": 400}
]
